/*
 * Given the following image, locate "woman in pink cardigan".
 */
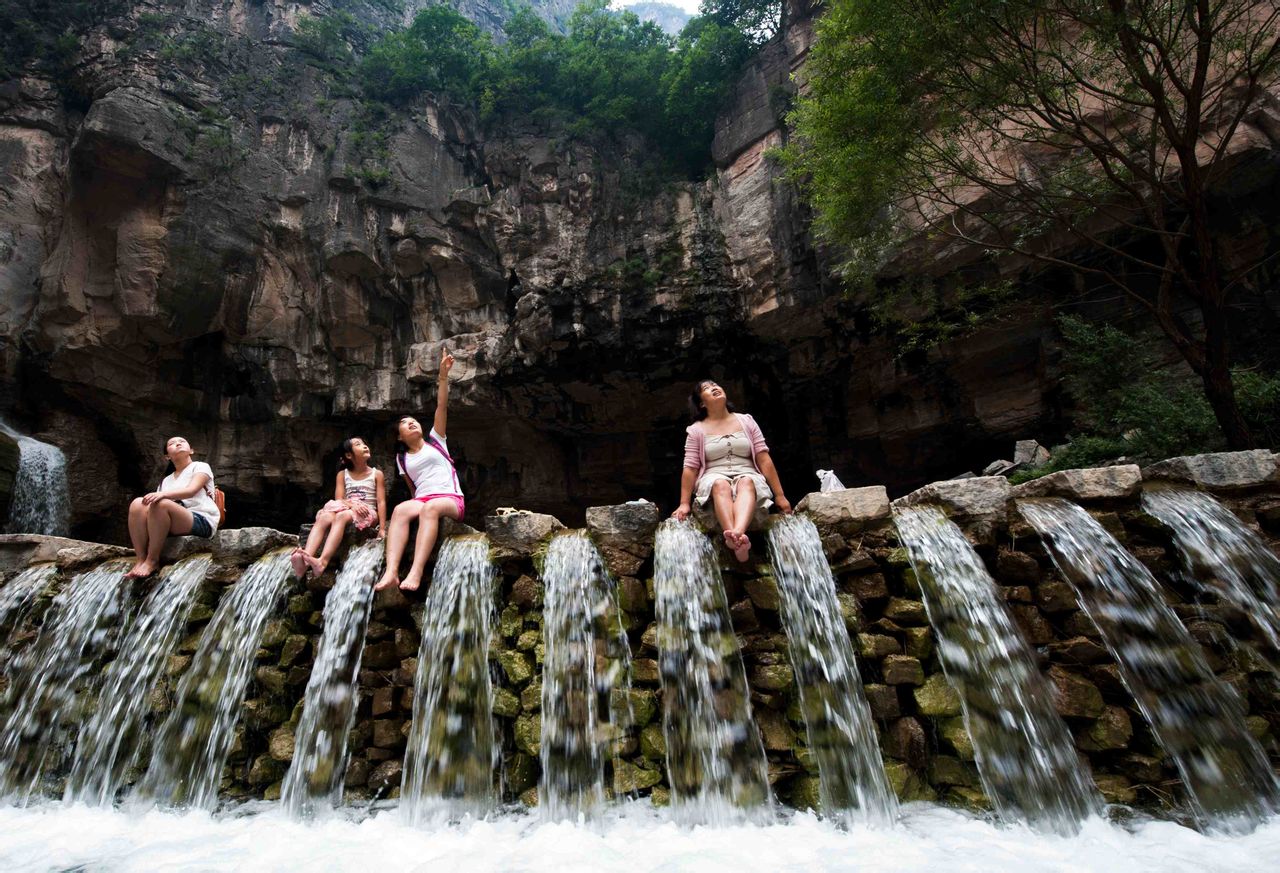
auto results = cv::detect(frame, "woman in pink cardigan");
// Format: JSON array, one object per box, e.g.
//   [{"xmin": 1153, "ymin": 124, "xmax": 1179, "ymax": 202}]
[{"xmin": 672, "ymin": 380, "xmax": 792, "ymax": 561}]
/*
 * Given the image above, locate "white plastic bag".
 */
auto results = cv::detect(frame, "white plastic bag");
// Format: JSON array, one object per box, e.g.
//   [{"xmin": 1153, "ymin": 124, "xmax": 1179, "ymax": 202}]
[{"xmin": 817, "ymin": 469, "xmax": 845, "ymax": 492}]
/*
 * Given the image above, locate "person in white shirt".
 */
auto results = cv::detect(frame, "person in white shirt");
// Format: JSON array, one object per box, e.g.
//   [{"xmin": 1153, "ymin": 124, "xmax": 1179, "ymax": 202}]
[
  {"xmin": 125, "ymin": 435, "xmax": 219, "ymax": 579},
  {"xmin": 376, "ymin": 346, "xmax": 464, "ymax": 592}
]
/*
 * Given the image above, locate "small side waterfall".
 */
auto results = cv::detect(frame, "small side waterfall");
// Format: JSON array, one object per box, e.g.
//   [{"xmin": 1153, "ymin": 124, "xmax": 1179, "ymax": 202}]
[
  {"xmin": 0, "ymin": 560, "xmax": 131, "ymax": 800},
  {"xmin": 653, "ymin": 520, "xmax": 770, "ymax": 821},
  {"xmin": 539, "ymin": 531, "xmax": 633, "ymax": 820},
  {"xmin": 1019, "ymin": 498, "xmax": 1280, "ymax": 830},
  {"xmin": 893, "ymin": 506, "xmax": 1102, "ymax": 832},
  {"xmin": 0, "ymin": 564, "xmax": 57, "ymax": 629},
  {"xmin": 1141, "ymin": 488, "xmax": 1280, "ymax": 652},
  {"xmin": 1, "ymin": 424, "xmax": 70, "ymax": 537},
  {"xmin": 65, "ymin": 554, "xmax": 212, "ymax": 805},
  {"xmin": 401, "ymin": 536, "xmax": 498, "ymax": 823},
  {"xmin": 136, "ymin": 550, "xmax": 293, "ymax": 810},
  {"xmin": 765, "ymin": 515, "xmax": 897, "ymax": 826},
  {"xmin": 282, "ymin": 540, "xmax": 383, "ymax": 819}
]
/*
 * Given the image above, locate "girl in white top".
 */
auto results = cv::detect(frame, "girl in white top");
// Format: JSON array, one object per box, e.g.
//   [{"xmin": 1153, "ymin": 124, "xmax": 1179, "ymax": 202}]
[
  {"xmin": 125, "ymin": 436, "xmax": 219, "ymax": 579},
  {"xmin": 291, "ymin": 436, "xmax": 387, "ymax": 580},
  {"xmin": 376, "ymin": 346, "xmax": 463, "ymax": 593}
]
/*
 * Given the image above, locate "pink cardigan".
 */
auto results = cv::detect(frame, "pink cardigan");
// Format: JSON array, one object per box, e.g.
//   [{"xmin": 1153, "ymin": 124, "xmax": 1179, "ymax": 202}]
[{"xmin": 683, "ymin": 413, "xmax": 770, "ymax": 482}]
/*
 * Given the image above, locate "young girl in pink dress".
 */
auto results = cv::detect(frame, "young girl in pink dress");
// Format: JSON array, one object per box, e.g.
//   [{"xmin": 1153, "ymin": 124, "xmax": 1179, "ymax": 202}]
[
  {"xmin": 291, "ymin": 437, "xmax": 387, "ymax": 579},
  {"xmin": 672, "ymin": 380, "xmax": 792, "ymax": 561}
]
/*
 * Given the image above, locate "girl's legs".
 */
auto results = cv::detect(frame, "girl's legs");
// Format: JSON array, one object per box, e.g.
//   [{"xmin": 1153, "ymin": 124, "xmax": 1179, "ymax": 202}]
[
  {"xmin": 709, "ymin": 479, "xmax": 737, "ymax": 550},
  {"xmin": 127, "ymin": 498, "xmax": 150, "ymax": 574},
  {"xmin": 400, "ymin": 497, "xmax": 462, "ymax": 592},
  {"xmin": 304, "ymin": 509, "xmax": 352, "ymax": 576},
  {"xmin": 132, "ymin": 499, "xmax": 195, "ymax": 578},
  {"xmin": 295, "ymin": 509, "xmax": 335, "ymax": 578},
  {"xmin": 376, "ymin": 501, "xmax": 419, "ymax": 590},
  {"xmin": 729, "ymin": 479, "xmax": 757, "ymax": 562}
]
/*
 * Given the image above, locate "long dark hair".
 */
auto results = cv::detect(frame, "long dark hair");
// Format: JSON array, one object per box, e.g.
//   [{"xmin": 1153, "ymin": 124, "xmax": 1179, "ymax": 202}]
[
  {"xmin": 688, "ymin": 380, "xmax": 736, "ymax": 423},
  {"xmin": 338, "ymin": 437, "xmax": 368, "ymax": 471},
  {"xmin": 162, "ymin": 436, "xmax": 182, "ymax": 476}
]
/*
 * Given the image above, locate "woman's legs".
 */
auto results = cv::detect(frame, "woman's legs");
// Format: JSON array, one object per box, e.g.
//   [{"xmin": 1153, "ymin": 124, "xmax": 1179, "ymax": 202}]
[
  {"xmin": 305, "ymin": 509, "xmax": 352, "ymax": 576},
  {"xmin": 400, "ymin": 497, "xmax": 462, "ymax": 592},
  {"xmin": 376, "ymin": 501, "xmax": 419, "ymax": 590},
  {"xmin": 709, "ymin": 479, "xmax": 736, "ymax": 548},
  {"xmin": 127, "ymin": 498, "xmax": 150, "ymax": 573},
  {"xmin": 131, "ymin": 499, "xmax": 194, "ymax": 578},
  {"xmin": 295, "ymin": 509, "xmax": 334, "ymax": 577},
  {"xmin": 729, "ymin": 479, "xmax": 757, "ymax": 562}
]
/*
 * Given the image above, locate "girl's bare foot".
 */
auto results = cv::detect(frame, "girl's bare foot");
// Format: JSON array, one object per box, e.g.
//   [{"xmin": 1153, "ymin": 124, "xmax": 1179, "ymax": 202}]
[
  {"xmin": 732, "ymin": 532, "xmax": 751, "ymax": 563},
  {"xmin": 399, "ymin": 571, "xmax": 424, "ymax": 592},
  {"xmin": 374, "ymin": 569, "xmax": 399, "ymax": 591},
  {"xmin": 302, "ymin": 554, "xmax": 326, "ymax": 578},
  {"xmin": 126, "ymin": 560, "xmax": 157, "ymax": 579},
  {"xmin": 125, "ymin": 562, "xmax": 146, "ymax": 578},
  {"xmin": 290, "ymin": 549, "xmax": 307, "ymax": 580}
]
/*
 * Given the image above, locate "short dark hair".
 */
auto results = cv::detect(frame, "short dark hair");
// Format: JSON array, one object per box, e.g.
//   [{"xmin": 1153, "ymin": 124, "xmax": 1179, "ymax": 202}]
[{"xmin": 688, "ymin": 380, "xmax": 735, "ymax": 423}]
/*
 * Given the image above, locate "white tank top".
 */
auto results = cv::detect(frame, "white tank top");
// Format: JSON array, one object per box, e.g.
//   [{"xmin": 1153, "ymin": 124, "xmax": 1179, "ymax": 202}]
[{"xmin": 343, "ymin": 468, "xmax": 378, "ymax": 510}]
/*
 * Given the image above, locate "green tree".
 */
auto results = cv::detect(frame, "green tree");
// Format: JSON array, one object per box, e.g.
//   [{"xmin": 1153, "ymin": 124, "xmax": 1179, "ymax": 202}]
[
  {"xmin": 699, "ymin": 0, "xmax": 783, "ymax": 45},
  {"xmin": 785, "ymin": 0, "xmax": 1280, "ymax": 448},
  {"xmin": 662, "ymin": 17, "xmax": 752, "ymax": 169},
  {"xmin": 357, "ymin": 4, "xmax": 495, "ymax": 103}
]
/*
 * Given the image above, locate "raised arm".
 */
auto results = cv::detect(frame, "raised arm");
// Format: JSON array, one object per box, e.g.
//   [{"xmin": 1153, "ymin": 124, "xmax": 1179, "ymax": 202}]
[{"xmin": 433, "ymin": 345, "xmax": 454, "ymax": 438}]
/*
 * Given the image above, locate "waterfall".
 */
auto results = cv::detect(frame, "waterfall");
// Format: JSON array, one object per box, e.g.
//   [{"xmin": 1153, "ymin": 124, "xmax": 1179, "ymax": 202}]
[
  {"xmin": 653, "ymin": 520, "xmax": 770, "ymax": 822},
  {"xmin": 136, "ymin": 550, "xmax": 293, "ymax": 810},
  {"xmin": 64, "ymin": 554, "xmax": 212, "ymax": 805},
  {"xmin": 0, "ymin": 560, "xmax": 131, "ymax": 801},
  {"xmin": 765, "ymin": 515, "xmax": 897, "ymax": 826},
  {"xmin": 1019, "ymin": 498, "xmax": 1280, "ymax": 830},
  {"xmin": 538, "ymin": 531, "xmax": 632, "ymax": 820},
  {"xmin": 282, "ymin": 540, "xmax": 383, "ymax": 819},
  {"xmin": 1141, "ymin": 488, "xmax": 1280, "ymax": 652},
  {"xmin": 893, "ymin": 506, "xmax": 1102, "ymax": 832},
  {"xmin": 401, "ymin": 536, "xmax": 498, "ymax": 823},
  {"xmin": 1, "ymin": 423, "xmax": 70, "ymax": 537},
  {"xmin": 0, "ymin": 564, "xmax": 57, "ymax": 629}
]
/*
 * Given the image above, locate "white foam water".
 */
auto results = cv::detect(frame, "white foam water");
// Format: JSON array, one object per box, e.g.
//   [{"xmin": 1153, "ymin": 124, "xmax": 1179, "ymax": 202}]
[
  {"xmin": 0, "ymin": 803, "xmax": 1276, "ymax": 872},
  {"xmin": 0, "ymin": 564, "xmax": 57, "ymax": 629},
  {"xmin": 1, "ymin": 424, "xmax": 70, "ymax": 537}
]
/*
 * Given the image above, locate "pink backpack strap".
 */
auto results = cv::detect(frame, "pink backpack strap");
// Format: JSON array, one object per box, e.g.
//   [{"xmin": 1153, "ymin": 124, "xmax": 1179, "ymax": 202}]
[
  {"xmin": 398, "ymin": 451, "xmax": 415, "ymax": 492},
  {"xmin": 426, "ymin": 435, "xmax": 461, "ymax": 493}
]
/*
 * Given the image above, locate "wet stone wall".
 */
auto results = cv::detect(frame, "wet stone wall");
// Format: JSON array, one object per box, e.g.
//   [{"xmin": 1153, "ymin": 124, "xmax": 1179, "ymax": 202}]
[{"xmin": 0, "ymin": 450, "xmax": 1276, "ymax": 817}]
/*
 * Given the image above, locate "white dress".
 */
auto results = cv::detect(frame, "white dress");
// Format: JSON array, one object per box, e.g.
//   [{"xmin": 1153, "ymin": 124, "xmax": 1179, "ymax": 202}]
[{"xmin": 694, "ymin": 431, "xmax": 773, "ymax": 519}]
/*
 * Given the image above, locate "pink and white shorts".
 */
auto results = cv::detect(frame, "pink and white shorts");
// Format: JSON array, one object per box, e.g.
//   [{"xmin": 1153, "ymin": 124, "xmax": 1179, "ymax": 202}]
[{"xmin": 414, "ymin": 493, "xmax": 465, "ymax": 519}]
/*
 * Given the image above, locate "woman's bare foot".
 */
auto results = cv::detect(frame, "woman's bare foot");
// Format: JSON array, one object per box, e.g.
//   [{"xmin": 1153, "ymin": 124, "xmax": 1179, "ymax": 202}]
[
  {"xmin": 723, "ymin": 529, "xmax": 740, "ymax": 550},
  {"xmin": 732, "ymin": 532, "xmax": 751, "ymax": 563},
  {"xmin": 290, "ymin": 549, "xmax": 307, "ymax": 580},
  {"xmin": 374, "ymin": 569, "xmax": 399, "ymax": 591},
  {"xmin": 302, "ymin": 553, "xmax": 327, "ymax": 578},
  {"xmin": 125, "ymin": 560, "xmax": 157, "ymax": 579},
  {"xmin": 399, "ymin": 571, "xmax": 423, "ymax": 592}
]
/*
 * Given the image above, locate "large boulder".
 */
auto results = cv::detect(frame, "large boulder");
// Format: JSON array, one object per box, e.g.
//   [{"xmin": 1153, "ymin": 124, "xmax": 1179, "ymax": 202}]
[
  {"xmin": 0, "ymin": 534, "xmax": 131, "ymax": 575},
  {"xmin": 585, "ymin": 500, "xmax": 660, "ymax": 576},
  {"xmin": 162, "ymin": 527, "xmax": 297, "ymax": 566},
  {"xmin": 1141, "ymin": 450, "xmax": 1279, "ymax": 492},
  {"xmin": 485, "ymin": 510, "xmax": 565, "ymax": 558},
  {"xmin": 795, "ymin": 486, "xmax": 891, "ymax": 532},
  {"xmin": 892, "ymin": 476, "xmax": 1010, "ymax": 542},
  {"xmin": 1010, "ymin": 465, "xmax": 1142, "ymax": 501}
]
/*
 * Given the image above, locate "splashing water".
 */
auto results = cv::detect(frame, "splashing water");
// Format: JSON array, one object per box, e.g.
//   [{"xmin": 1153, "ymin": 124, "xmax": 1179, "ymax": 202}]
[
  {"xmin": 65, "ymin": 555, "xmax": 213, "ymax": 806},
  {"xmin": 282, "ymin": 541, "xmax": 383, "ymax": 819},
  {"xmin": 1142, "ymin": 488, "xmax": 1280, "ymax": 653},
  {"xmin": 653, "ymin": 520, "xmax": 770, "ymax": 822},
  {"xmin": 539, "ymin": 531, "xmax": 633, "ymax": 820},
  {"xmin": 136, "ymin": 550, "xmax": 293, "ymax": 810},
  {"xmin": 1019, "ymin": 498, "xmax": 1280, "ymax": 831},
  {"xmin": 1, "ymin": 423, "xmax": 70, "ymax": 537},
  {"xmin": 765, "ymin": 515, "xmax": 897, "ymax": 826},
  {"xmin": 893, "ymin": 506, "xmax": 1102, "ymax": 832},
  {"xmin": 401, "ymin": 536, "xmax": 499, "ymax": 824},
  {"xmin": 0, "ymin": 564, "xmax": 57, "ymax": 629},
  {"xmin": 0, "ymin": 560, "xmax": 131, "ymax": 801}
]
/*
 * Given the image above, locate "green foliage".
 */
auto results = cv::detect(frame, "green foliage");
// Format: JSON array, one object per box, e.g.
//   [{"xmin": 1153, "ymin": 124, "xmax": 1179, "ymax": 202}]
[
  {"xmin": 699, "ymin": 0, "xmax": 782, "ymax": 45},
  {"xmin": 358, "ymin": 5, "xmax": 495, "ymax": 103},
  {"xmin": 1011, "ymin": 316, "xmax": 1280, "ymax": 480},
  {"xmin": 0, "ymin": 0, "xmax": 127, "ymax": 81}
]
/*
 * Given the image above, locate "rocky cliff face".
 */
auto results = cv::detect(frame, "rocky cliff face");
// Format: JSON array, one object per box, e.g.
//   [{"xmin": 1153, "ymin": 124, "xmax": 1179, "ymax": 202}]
[{"xmin": 2, "ymin": 0, "xmax": 1274, "ymax": 539}]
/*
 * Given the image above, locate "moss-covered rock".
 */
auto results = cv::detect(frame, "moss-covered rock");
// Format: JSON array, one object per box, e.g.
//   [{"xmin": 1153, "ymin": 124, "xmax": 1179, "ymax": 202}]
[
  {"xmin": 858, "ymin": 633, "xmax": 901, "ymax": 658},
  {"xmin": 515, "ymin": 713, "xmax": 542, "ymax": 756},
  {"xmin": 268, "ymin": 726, "xmax": 295, "ymax": 762},
  {"xmin": 939, "ymin": 717, "xmax": 975, "ymax": 760},
  {"xmin": 640, "ymin": 723, "xmax": 667, "ymax": 760},
  {"xmin": 884, "ymin": 597, "xmax": 927, "ymax": 624},
  {"xmin": 749, "ymin": 664, "xmax": 795, "ymax": 691},
  {"xmin": 1079, "ymin": 705, "xmax": 1132, "ymax": 751},
  {"xmin": 1094, "ymin": 773, "xmax": 1137, "ymax": 804},
  {"xmin": 492, "ymin": 687, "xmax": 521, "ymax": 718},
  {"xmin": 613, "ymin": 759, "xmax": 662, "ymax": 794},
  {"xmin": 744, "ymin": 576, "xmax": 781, "ymax": 611},
  {"xmin": 1048, "ymin": 666, "xmax": 1105, "ymax": 718},
  {"xmin": 506, "ymin": 752, "xmax": 538, "ymax": 794},
  {"xmin": 913, "ymin": 674, "xmax": 962, "ymax": 717},
  {"xmin": 278, "ymin": 634, "xmax": 309, "ymax": 667},
  {"xmin": 497, "ymin": 650, "xmax": 533, "ymax": 685},
  {"xmin": 882, "ymin": 655, "xmax": 924, "ymax": 686}
]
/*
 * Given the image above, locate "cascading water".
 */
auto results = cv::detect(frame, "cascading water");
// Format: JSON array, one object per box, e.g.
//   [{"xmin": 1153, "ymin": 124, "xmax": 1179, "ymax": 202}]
[
  {"xmin": 281, "ymin": 540, "xmax": 383, "ymax": 819},
  {"xmin": 1019, "ymin": 498, "xmax": 1280, "ymax": 830},
  {"xmin": 64, "ymin": 554, "xmax": 212, "ymax": 805},
  {"xmin": 538, "ymin": 531, "xmax": 633, "ymax": 820},
  {"xmin": 1142, "ymin": 488, "xmax": 1280, "ymax": 652},
  {"xmin": 893, "ymin": 506, "xmax": 1102, "ymax": 832},
  {"xmin": 135, "ymin": 550, "xmax": 293, "ymax": 810},
  {"xmin": 653, "ymin": 520, "xmax": 770, "ymax": 822},
  {"xmin": 765, "ymin": 515, "xmax": 897, "ymax": 826},
  {"xmin": 0, "ymin": 560, "xmax": 131, "ymax": 801},
  {"xmin": 400, "ymin": 536, "xmax": 498, "ymax": 823},
  {"xmin": 0, "ymin": 564, "xmax": 57, "ymax": 629},
  {"xmin": 1, "ymin": 422, "xmax": 70, "ymax": 537}
]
